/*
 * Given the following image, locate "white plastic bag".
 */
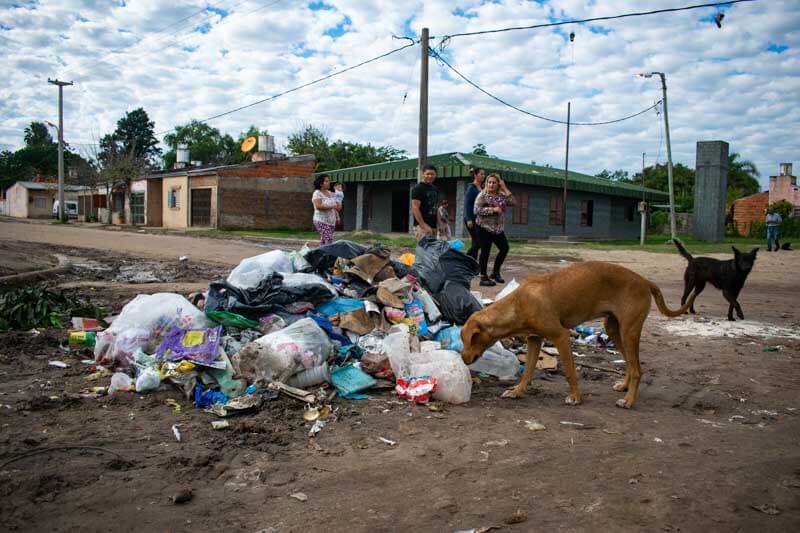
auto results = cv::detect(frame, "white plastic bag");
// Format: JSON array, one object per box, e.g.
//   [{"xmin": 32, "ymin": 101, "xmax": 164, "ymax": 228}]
[
  {"xmin": 468, "ymin": 342, "xmax": 520, "ymax": 381},
  {"xmin": 108, "ymin": 372, "xmax": 133, "ymax": 396},
  {"xmin": 407, "ymin": 350, "xmax": 472, "ymax": 404},
  {"xmin": 495, "ymin": 278, "xmax": 520, "ymax": 301},
  {"xmin": 384, "ymin": 326, "xmax": 411, "ymax": 378},
  {"xmin": 94, "ymin": 293, "xmax": 210, "ymax": 368},
  {"xmin": 227, "ymin": 250, "xmax": 293, "ymax": 289},
  {"xmin": 135, "ymin": 366, "xmax": 162, "ymax": 392},
  {"xmin": 289, "ymin": 244, "xmax": 313, "ymax": 272},
  {"xmin": 234, "ymin": 318, "xmax": 332, "ymax": 384}
]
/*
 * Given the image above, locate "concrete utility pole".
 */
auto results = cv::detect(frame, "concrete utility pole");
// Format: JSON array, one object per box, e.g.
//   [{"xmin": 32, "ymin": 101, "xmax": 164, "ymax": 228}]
[
  {"xmin": 640, "ymin": 151, "xmax": 647, "ymax": 246},
  {"xmin": 418, "ymin": 27, "xmax": 429, "ymax": 181},
  {"xmin": 48, "ymin": 78, "xmax": 73, "ymax": 222},
  {"xmin": 561, "ymin": 101, "xmax": 571, "ymax": 236},
  {"xmin": 639, "ymin": 72, "xmax": 676, "ymax": 240}
]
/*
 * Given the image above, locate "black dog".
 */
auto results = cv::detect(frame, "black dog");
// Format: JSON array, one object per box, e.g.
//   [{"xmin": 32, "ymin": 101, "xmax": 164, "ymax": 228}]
[{"xmin": 673, "ymin": 239, "xmax": 758, "ymax": 321}]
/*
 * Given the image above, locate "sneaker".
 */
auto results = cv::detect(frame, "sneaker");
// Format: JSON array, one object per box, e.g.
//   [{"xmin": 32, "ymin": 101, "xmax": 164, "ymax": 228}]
[
  {"xmin": 492, "ymin": 273, "xmax": 505, "ymax": 284},
  {"xmin": 479, "ymin": 277, "xmax": 496, "ymax": 287}
]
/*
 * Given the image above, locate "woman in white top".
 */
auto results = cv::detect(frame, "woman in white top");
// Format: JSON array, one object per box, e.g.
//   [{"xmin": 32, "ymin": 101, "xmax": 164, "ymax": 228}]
[{"xmin": 311, "ymin": 174, "xmax": 339, "ymax": 244}]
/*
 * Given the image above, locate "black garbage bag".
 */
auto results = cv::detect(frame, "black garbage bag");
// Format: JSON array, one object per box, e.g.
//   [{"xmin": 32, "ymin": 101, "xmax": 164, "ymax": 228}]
[
  {"xmin": 205, "ymin": 273, "xmax": 335, "ymax": 320},
  {"xmin": 303, "ymin": 240, "xmax": 368, "ymax": 273},
  {"xmin": 433, "ymin": 281, "xmax": 483, "ymax": 325},
  {"xmin": 412, "ymin": 237, "xmax": 479, "ymax": 293}
]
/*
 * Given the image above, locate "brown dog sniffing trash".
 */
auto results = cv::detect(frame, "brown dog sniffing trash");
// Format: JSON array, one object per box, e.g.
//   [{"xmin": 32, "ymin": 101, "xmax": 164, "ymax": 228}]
[{"xmin": 460, "ymin": 262, "xmax": 696, "ymax": 409}]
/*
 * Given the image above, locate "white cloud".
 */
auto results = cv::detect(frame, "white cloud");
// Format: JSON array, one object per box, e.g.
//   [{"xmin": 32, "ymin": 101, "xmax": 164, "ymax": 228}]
[{"xmin": 0, "ymin": 0, "xmax": 798, "ymax": 187}]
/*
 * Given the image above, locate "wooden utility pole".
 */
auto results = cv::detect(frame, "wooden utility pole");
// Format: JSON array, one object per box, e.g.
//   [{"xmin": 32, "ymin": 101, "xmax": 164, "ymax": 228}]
[
  {"xmin": 561, "ymin": 101, "xmax": 571, "ymax": 236},
  {"xmin": 418, "ymin": 27, "xmax": 429, "ymax": 181},
  {"xmin": 48, "ymin": 78, "xmax": 73, "ymax": 222}
]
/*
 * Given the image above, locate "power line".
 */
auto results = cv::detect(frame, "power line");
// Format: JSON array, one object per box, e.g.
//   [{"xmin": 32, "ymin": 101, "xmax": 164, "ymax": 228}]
[
  {"xmin": 155, "ymin": 40, "xmax": 417, "ymax": 135},
  {"xmin": 429, "ymin": 47, "xmax": 662, "ymax": 126},
  {"xmin": 437, "ymin": 0, "xmax": 757, "ymax": 42}
]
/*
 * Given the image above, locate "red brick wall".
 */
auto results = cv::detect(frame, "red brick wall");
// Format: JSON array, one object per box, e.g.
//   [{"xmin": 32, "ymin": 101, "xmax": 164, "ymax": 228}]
[
  {"xmin": 733, "ymin": 191, "xmax": 768, "ymax": 235},
  {"xmin": 217, "ymin": 157, "xmax": 316, "ymax": 230}
]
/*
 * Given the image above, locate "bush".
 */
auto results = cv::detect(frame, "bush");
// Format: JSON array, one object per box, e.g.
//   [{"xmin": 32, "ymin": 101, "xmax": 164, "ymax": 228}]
[
  {"xmin": 770, "ymin": 200, "xmax": 793, "ymax": 219},
  {"xmin": 725, "ymin": 223, "xmax": 741, "ymax": 237},
  {"xmin": 749, "ymin": 216, "xmax": 800, "ymax": 239},
  {"xmin": 649, "ymin": 211, "xmax": 668, "ymax": 228}
]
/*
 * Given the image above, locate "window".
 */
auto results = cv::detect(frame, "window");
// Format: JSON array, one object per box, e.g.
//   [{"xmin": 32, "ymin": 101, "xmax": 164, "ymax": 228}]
[
  {"xmin": 549, "ymin": 193, "xmax": 563, "ymax": 225},
  {"xmin": 168, "ymin": 188, "xmax": 180, "ymax": 209},
  {"xmin": 625, "ymin": 203, "xmax": 635, "ymax": 222},
  {"xmin": 512, "ymin": 191, "xmax": 529, "ymax": 225},
  {"xmin": 34, "ymin": 197, "xmax": 47, "ymax": 209},
  {"xmin": 581, "ymin": 200, "xmax": 594, "ymax": 227}
]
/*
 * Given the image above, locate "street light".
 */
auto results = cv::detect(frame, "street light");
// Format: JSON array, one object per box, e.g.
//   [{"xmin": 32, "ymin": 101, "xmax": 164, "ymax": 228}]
[
  {"xmin": 45, "ymin": 121, "xmax": 64, "ymax": 221},
  {"xmin": 638, "ymin": 71, "xmax": 677, "ymax": 241}
]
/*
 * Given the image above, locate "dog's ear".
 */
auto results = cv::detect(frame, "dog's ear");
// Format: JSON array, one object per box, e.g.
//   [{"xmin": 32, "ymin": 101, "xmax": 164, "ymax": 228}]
[
  {"xmin": 461, "ymin": 317, "xmax": 482, "ymax": 348},
  {"xmin": 750, "ymin": 247, "xmax": 759, "ymax": 255},
  {"xmin": 731, "ymin": 246, "xmax": 741, "ymax": 255}
]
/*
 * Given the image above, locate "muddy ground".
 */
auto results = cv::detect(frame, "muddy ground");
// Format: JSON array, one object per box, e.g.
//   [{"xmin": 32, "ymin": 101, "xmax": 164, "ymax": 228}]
[{"xmin": 0, "ymin": 222, "xmax": 798, "ymax": 532}]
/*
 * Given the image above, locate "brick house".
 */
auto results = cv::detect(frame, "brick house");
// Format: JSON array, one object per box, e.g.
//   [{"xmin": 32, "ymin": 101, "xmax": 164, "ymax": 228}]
[
  {"xmin": 146, "ymin": 155, "xmax": 316, "ymax": 230},
  {"xmin": 325, "ymin": 152, "xmax": 668, "ymax": 240},
  {"xmin": 733, "ymin": 163, "xmax": 798, "ymax": 234}
]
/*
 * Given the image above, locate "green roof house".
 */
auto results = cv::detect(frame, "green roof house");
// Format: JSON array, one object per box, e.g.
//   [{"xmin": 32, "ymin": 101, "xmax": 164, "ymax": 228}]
[{"xmin": 322, "ymin": 152, "xmax": 667, "ymax": 240}]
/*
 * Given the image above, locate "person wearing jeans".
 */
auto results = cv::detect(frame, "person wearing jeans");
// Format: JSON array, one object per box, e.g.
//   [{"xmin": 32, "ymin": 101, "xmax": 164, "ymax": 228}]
[
  {"xmin": 463, "ymin": 167, "xmax": 485, "ymax": 259},
  {"xmin": 766, "ymin": 208, "xmax": 783, "ymax": 252},
  {"xmin": 473, "ymin": 173, "xmax": 515, "ymax": 287}
]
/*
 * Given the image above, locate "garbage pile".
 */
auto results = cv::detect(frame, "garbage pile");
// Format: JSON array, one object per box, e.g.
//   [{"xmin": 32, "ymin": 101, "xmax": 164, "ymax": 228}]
[{"xmin": 73, "ymin": 237, "xmax": 531, "ymax": 421}]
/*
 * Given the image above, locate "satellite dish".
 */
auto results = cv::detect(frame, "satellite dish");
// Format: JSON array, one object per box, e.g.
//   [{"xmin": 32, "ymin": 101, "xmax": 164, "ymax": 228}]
[{"xmin": 240, "ymin": 136, "xmax": 257, "ymax": 152}]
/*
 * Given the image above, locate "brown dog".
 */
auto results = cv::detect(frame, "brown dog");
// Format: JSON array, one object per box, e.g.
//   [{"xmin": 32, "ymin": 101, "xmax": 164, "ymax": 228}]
[{"xmin": 461, "ymin": 261, "xmax": 695, "ymax": 409}]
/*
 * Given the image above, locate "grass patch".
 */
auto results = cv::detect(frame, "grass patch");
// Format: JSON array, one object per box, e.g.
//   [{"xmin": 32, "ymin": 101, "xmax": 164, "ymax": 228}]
[
  {"xmin": 192, "ymin": 228, "xmax": 419, "ymax": 248},
  {"xmin": 572, "ymin": 235, "xmax": 763, "ymax": 254}
]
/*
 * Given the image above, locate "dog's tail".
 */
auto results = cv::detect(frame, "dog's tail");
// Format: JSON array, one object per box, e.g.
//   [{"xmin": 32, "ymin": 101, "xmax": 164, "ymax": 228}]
[
  {"xmin": 649, "ymin": 282, "xmax": 696, "ymax": 317},
  {"xmin": 672, "ymin": 238, "xmax": 693, "ymax": 261}
]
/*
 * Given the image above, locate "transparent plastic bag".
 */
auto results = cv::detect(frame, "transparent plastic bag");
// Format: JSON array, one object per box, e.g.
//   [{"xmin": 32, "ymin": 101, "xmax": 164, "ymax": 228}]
[
  {"xmin": 468, "ymin": 342, "xmax": 520, "ymax": 381},
  {"xmin": 495, "ymin": 278, "xmax": 520, "ymax": 301},
  {"xmin": 227, "ymin": 250, "xmax": 293, "ymax": 289},
  {"xmin": 407, "ymin": 350, "xmax": 472, "ymax": 404},
  {"xmin": 384, "ymin": 326, "xmax": 411, "ymax": 378},
  {"xmin": 234, "ymin": 318, "xmax": 333, "ymax": 384},
  {"xmin": 94, "ymin": 294, "xmax": 210, "ymax": 368}
]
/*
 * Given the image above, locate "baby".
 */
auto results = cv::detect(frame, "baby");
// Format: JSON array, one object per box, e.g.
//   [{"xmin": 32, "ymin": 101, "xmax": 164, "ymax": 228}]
[{"xmin": 333, "ymin": 182, "xmax": 344, "ymax": 227}]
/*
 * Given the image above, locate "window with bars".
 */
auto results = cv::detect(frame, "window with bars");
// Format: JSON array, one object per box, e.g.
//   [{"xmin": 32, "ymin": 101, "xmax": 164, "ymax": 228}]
[
  {"xmin": 581, "ymin": 200, "xmax": 594, "ymax": 227},
  {"xmin": 168, "ymin": 188, "xmax": 180, "ymax": 209},
  {"xmin": 549, "ymin": 193, "xmax": 563, "ymax": 225},
  {"xmin": 512, "ymin": 191, "xmax": 529, "ymax": 225}
]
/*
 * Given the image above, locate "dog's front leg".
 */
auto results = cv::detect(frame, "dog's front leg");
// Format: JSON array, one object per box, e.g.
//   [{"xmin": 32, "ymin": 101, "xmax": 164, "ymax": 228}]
[
  {"xmin": 554, "ymin": 331, "xmax": 581, "ymax": 405},
  {"xmin": 502, "ymin": 336, "xmax": 542, "ymax": 398}
]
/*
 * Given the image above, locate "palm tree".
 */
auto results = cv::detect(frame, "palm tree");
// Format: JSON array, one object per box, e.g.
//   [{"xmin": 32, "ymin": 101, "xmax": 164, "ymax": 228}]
[{"xmin": 727, "ymin": 153, "xmax": 761, "ymax": 207}]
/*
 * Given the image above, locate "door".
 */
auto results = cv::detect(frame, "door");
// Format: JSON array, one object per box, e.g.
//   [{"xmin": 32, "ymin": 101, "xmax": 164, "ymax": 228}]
[
  {"xmin": 130, "ymin": 193, "xmax": 145, "ymax": 225},
  {"xmin": 191, "ymin": 189, "xmax": 212, "ymax": 227},
  {"xmin": 391, "ymin": 189, "xmax": 410, "ymax": 232}
]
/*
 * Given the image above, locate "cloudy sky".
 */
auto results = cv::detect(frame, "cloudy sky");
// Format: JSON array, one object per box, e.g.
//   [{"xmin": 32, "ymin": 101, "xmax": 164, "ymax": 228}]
[{"xmin": 1, "ymin": 0, "xmax": 797, "ymax": 188}]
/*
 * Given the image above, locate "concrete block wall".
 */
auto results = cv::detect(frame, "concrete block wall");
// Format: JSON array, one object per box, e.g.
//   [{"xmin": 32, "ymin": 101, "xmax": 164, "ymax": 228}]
[{"xmin": 693, "ymin": 141, "xmax": 729, "ymax": 242}]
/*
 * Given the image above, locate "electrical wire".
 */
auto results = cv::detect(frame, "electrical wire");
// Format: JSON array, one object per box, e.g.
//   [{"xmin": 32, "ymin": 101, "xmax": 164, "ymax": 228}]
[
  {"xmin": 429, "ymin": 47, "xmax": 662, "ymax": 126},
  {"xmin": 155, "ymin": 40, "xmax": 417, "ymax": 135},
  {"xmin": 437, "ymin": 0, "xmax": 757, "ymax": 42}
]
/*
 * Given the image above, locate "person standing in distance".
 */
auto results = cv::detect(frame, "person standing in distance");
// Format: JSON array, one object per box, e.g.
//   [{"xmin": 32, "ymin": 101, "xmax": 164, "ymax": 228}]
[
  {"xmin": 411, "ymin": 164, "xmax": 440, "ymax": 241},
  {"xmin": 474, "ymin": 173, "xmax": 515, "ymax": 286},
  {"xmin": 765, "ymin": 207, "xmax": 783, "ymax": 252},
  {"xmin": 464, "ymin": 167, "xmax": 485, "ymax": 259}
]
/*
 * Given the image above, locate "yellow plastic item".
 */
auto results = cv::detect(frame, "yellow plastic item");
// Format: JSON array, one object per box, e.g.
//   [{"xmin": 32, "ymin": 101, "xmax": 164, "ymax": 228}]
[
  {"xmin": 181, "ymin": 331, "xmax": 205, "ymax": 347},
  {"xmin": 399, "ymin": 253, "xmax": 415, "ymax": 266}
]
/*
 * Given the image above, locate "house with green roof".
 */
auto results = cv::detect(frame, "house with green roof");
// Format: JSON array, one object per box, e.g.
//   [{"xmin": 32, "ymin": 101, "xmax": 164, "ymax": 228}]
[{"xmin": 323, "ymin": 152, "xmax": 668, "ymax": 240}]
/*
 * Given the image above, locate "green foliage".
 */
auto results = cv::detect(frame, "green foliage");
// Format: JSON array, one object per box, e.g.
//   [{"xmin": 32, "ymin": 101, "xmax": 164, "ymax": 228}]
[
  {"xmin": 99, "ymin": 108, "xmax": 161, "ymax": 168},
  {"xmin": 0, "ymin": 122, "xmax": 87, "ymax": 189},
  {"xmin": 650, "ymin": 210, "xmax": 668, "ymax": 227},
  {"xmin": 163, "ymin": 120, "xmax": 240, "ymax": 169},
  {"xmin": 286, "ymin": 125, "xmax": 407, "ymax": 172},
  {"xmin": 726, "ymin": 153, "xmax": 761, "ymax": 206},
  {"xmin": 769, "ymin": 199, "xmax": 793, "ymax": 219},
  {"xmin": 0, "ymin": 287, "xmax": 107, "ymax": 331},
  {"xmin": 596, "ymin": 169, "xmax": 630, "ymax": 181},
  {"xmin": 24, "ymin": 122, "xmax": 54, "ymax": 147},
  {"xmin": 749, "ymin": 217, "xmax": 800, "ymax": 239},
  {"xmin": 471, "ymin": 143, "xmax": 488, "ymax": 156}
]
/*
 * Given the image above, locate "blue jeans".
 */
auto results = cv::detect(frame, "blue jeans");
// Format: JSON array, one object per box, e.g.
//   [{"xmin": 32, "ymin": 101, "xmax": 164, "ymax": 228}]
[{"xmin": 767, "ymin": 225, "xmax": 780, "ymax": 250}]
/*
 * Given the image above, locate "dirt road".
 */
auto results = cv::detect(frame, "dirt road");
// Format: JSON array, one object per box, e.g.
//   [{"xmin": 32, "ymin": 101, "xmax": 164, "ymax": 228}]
[{"xmin": 1, "ymin": 222, "xmax": 799, "ymax": 532}]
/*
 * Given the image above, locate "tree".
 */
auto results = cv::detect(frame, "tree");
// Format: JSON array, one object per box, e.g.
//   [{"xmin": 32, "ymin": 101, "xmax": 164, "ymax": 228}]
[
  {"xmin": 596, "ymin": 169, "xmax": 630, "ymax": 181},
  {"xmin": 24, "ymin": 122, "xmax": 54, "ymax": 147},
  {"xmin": 629, "ymin": 163, "xmax": 696, "ymax": 211},
  {"xmin": 769, "ymin": 199, "xmax": 793, "ymax": 219},
  {"xmin": 471, "ymin": 143, "xmax": 488, "ymax": 156},
  {"xmin": 162, "ymin": 120, "xmax": 238, "ymax": 169},
  {"xmin": 286, "ymin": 125, "xmax": 407, "ymax": 172},
  {"xmin": 99, "ymin": 108, "xmax": 161, "ymax": 168},
  {"xmin": 727, "ymin": 153, "xmax": 761, "ymax": 206}
]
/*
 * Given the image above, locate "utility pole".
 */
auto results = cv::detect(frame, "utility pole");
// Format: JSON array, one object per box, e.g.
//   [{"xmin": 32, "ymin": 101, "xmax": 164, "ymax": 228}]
[
  {"xmin": 48, "ymin": 78, "xmax": 73, "ymax": 222},
  {"xmin": 418, "ymin": 27, "xmax": 429, "ymax": 181},
  {"xmin": 561, "ymin": 101, "xmax": 571, "ymax": 236},
  {"xmin": 640, "ymin": 151, "xmax": 647, "ymax": 246}
]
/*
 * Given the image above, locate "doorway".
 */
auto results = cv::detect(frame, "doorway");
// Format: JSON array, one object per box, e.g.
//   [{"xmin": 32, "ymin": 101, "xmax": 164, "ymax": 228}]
[
  {"xmin": 391, "ymin": 189, "xmax": 409, "ymax": 233},
  {"xmin": 191, "ymin": 189, "xmax": 212, "ymax": 227}
]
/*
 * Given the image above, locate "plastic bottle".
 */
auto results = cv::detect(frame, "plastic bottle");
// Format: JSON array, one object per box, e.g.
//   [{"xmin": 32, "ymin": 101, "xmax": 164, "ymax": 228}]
[
  {"xmin": 287, "ymin": 362, "xmax": 331, "ymax": 389},
  {"xmin": 575, "ymin": 325, "xmax": 594, "ymax": 336},
  {"xmin": 467, "ymin": 342, "xmax": 520, "ymax": 381},
  {"xmin": 69, "ymin": 331, "xmax": 97, "ymax": 346}
]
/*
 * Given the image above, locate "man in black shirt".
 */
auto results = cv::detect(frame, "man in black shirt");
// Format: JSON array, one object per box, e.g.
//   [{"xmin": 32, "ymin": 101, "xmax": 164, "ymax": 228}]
[
  {"xmin": 463, "ymin": 167, "xmax": 484, "ymax": 259},
  {"xmin": 411, "ymin": 164, "xmax": 440, "ymax": 240}
]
